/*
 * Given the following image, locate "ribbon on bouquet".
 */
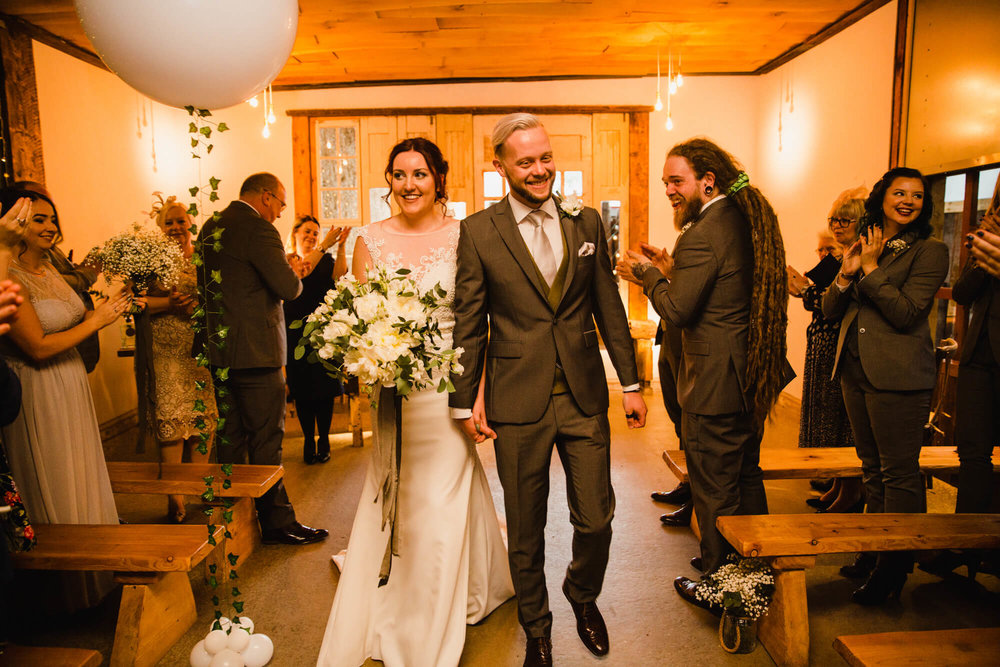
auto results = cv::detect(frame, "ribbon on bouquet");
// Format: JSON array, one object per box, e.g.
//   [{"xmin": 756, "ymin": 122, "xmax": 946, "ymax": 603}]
[{"xmin": 374, "ymin": 386, "xmax": 403, "ymax": 586}]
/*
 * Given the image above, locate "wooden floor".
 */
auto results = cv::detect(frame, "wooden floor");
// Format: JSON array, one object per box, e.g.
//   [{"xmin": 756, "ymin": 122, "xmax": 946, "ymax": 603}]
[{"xmin": 9, "ymin": 390, "xmax": 1000, "ymax": 666}]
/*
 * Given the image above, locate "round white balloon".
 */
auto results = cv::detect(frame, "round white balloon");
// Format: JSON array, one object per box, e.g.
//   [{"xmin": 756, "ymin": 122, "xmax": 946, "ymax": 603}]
[
  {"xmin": 190, "ymin": 640, "xmax": 213, "ymax": 667},
  {"xmin": 204, "ymin": 629, "xmax": 229, "ymax": 655},
  {"xmin": 227, "ymin": 627, "xmax": 251, "ymax": 653},
  {"xmin": 241, "ymin": 633, "xmax": 274, "ymax": 667},
  {"xmin": 209, "ymin": 648, "xmax": 245, "ymax": 667},
  {"xmin": 212, "ymin": 616, "xmax": 254, "ymax": 635},
  {"xmin": 74, "ymin": 0, "xmax": 298, "ymax": 110}
]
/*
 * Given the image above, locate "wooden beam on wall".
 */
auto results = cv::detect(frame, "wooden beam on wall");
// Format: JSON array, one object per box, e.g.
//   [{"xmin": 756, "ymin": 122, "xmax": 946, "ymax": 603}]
[
  {"xmin": 288, "ymin": 106, "xmax": 654, "ymax": 118},
  {"xmin": 889, "ymin": 0, "xmax": 912, "ymax": 169},
  {"xmin": 627, "ymin": 111, "xmax": 649, "ymax": 320},
  {"xmin": 0, "ymin": 21, "xmax": 44, "ymax": 184},
  {"xmin": 290, "ymin": 115, "xmax": 313, "ymax": 219},
  {"xmin": 0, "ymin": 12, "xmax": 107, "ymax": 73}
]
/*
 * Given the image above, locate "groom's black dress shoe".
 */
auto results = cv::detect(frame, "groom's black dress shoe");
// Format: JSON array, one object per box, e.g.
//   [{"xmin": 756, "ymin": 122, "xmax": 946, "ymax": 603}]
[
  {"xmin": 261, "ymin": 522, "xmax": 329, "ymax": 545},
  {"xmin": 674, "ymin": 576, "xmax": 721, "ymax": 616},
  {"xmin": 690, "ymin": 556, "xmax": 703, "ymax": 572},
  {"xmin": 651, "ymin": 482, "xmax": 691, "ymax": 505},
  {"xmin": 660, "ymin": 501, "xmax": 693, "ymax": 527},
  {"xmin": 523, "ymin": 636, "xmax": 553, "ymax": 667},
  {"xmin": 563, "ymin": 580, "xmax": 609, "ymax": 656}
]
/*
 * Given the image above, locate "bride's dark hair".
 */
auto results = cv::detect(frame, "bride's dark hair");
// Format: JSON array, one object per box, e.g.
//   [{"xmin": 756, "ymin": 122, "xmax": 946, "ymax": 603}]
[{"xmin": 384, "ymin": 137, "xmax": 449, "ymax": 206}]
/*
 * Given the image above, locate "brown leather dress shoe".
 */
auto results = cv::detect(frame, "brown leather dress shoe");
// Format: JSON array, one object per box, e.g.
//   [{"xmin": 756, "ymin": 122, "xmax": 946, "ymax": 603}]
[
  {"xmin": 660, "ymin": 501, "xmax": 693, "ymax": 527},
  {"xmin": 563, "ymin": 580, "xmax": 609, "ymax": 656},
  {"xmin": 690, "ymin": 556, "xmax": 703, "ymax": 572},
  {"xmin": 523, "ymin": 636, "xmax": 553, "ymax": 667},
  {"xmin": 674, "ymin": 576, "xmax": 721, "ymax": 616},
  {"xmin": 261, "ymin": 522, "xmax": 329, "ymax": 545}
]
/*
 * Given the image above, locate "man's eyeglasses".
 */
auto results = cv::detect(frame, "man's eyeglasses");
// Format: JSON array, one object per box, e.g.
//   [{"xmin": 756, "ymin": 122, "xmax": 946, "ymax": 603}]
[
  {"xmin": 828, "ymin": 217, "xmax": 856, "ymax": 228},
  {"xmin": 264, "ymin": 189, "xmax": 286, "ymax": 210}
]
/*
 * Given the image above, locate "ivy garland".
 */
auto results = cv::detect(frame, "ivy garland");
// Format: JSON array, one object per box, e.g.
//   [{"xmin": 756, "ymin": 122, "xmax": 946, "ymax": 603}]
[{"xmin": 183, "ymin": 106, "xmax": 244, "ymax": 626}]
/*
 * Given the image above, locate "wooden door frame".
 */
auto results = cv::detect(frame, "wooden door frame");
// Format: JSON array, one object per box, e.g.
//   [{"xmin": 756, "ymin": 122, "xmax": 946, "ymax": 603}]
[{"xmin": 289, "ymin": 105, "xmax": 652, "ymax": 316}]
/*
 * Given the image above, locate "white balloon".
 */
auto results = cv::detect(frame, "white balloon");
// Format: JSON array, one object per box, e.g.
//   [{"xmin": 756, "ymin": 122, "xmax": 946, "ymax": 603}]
[
  {"xmin": 190, "ymin": 640, "xmax": 213, "ymax": 667},
  {"xmin": 74, "ymin": 0, "xmax": 298, "ymax": 110},
  {"xmin": 209, "ymin": 648, "xmax": 245, "ymax": 667},
  {"xmin": 227, "ymin": 627, "xmax": 251, "ymax": 653},
  {"xmin": 204, "ymin": 629, "xmax": 229, "ymax": 655},
  {"xmin": 241, "ymin": 633, "xmax": 274, "ymax": 667},
  {"xmin": 212, "ymin": 616, "xmax": 254, "ymax": 635}
]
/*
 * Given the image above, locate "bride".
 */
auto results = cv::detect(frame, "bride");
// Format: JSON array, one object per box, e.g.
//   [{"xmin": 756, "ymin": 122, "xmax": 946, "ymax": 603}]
[{"xmin": 316, "ymin": 138, "xmax": 514, "ymax": 667}]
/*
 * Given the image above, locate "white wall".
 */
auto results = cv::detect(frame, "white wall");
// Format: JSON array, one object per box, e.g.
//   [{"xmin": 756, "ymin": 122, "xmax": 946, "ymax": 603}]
[
  {"xmin": 755, "ymin": 1, "xmax": 897, "ymax": 396},
  {"xmin": 30, "ymin": 3, "xmax": 895, "ymax": 419}
]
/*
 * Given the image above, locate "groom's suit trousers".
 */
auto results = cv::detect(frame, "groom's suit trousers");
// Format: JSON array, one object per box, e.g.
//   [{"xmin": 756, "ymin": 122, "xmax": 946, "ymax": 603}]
[{"xmin": 493, "ymin": 393, "xmax": 614, "ymax": 639}]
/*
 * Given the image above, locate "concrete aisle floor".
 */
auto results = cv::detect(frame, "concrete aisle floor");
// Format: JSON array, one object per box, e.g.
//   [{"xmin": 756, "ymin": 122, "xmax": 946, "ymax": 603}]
[{"xmin": 10, "ymin": 388, "xmax": 1000, "ymax": 666}]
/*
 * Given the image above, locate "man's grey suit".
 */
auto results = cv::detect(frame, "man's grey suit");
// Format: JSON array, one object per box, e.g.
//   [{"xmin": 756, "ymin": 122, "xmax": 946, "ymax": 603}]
[
  {"xmin": 640, "ymin": 197, "xmax": 767, "ymax": 573},
  {"xmin": 450, "ymin": 196, "xmax": 639, "ymax": 638},
  {"xmin": 197, "ymin": 201, "xmax": 302, "ymax": 531}
]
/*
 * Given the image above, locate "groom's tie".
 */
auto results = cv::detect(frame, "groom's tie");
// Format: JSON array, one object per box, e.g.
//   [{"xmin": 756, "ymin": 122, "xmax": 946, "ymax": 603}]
[{"xmin": 527, "ymin": 209, "xmax": 557, "ymax": 286}]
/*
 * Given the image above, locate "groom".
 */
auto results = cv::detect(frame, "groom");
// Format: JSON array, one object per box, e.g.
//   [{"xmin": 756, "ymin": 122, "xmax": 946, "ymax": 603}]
[{"xmin": 451, "ymin": 113, "xmax": 646, "ymax": 667}]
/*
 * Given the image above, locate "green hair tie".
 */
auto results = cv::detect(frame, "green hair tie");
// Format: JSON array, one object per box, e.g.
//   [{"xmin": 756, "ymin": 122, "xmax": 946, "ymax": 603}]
[{"xmin": 728, "ymin": 172, "xmax": 750, "ymax": 195}]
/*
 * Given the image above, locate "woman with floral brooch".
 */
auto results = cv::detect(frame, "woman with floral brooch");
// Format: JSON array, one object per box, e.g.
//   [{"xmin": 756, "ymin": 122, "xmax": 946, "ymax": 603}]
[{"xmin": 821, "ymin": 167, "xmax": 949, "ymax": 604}]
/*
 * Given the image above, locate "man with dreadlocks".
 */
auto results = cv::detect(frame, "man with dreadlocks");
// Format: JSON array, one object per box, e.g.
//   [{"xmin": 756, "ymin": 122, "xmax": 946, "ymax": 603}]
[{"xmin": 617, "ymin": 137, "xmax": 790, "ymax": 610}]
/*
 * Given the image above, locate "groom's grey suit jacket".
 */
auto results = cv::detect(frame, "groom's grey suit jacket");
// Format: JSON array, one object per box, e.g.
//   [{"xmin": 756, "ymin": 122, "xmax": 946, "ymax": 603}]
[{"xmin": 449, "ymin": 196, "xmax": 639, "ymax": 424}]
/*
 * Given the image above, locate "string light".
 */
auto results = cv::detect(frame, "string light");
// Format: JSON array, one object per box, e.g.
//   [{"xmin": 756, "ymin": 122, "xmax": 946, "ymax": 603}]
[
  {"xmin": 653, "ymin": 49, "xmax": 663, "ymax": 111},
  {"xmin": 267, "ymin": 85, "xmax": 276, "ymax": 124},
  {"xmin": 248, "ymin": 95, "xmax": 259, "ymax": 108},
  {"xmin": 262, "ymin": 123, "xmax": 270, "ymax": 139},
  {"xmin": 677, "ymin": 52, "xmax": 684, "ymax": 88}
]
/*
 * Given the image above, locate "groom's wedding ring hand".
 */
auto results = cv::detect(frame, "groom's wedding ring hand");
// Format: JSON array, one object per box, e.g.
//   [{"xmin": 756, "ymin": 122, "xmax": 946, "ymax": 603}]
[{"xmin": 622, "ymin": 392, "xmax": 648, "ymax": 429}]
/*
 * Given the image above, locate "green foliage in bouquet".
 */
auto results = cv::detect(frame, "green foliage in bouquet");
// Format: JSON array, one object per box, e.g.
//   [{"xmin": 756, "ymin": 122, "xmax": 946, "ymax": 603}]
[{"xmin": 695, "ymin": 556, "xmax": 775, "ymax": 620}]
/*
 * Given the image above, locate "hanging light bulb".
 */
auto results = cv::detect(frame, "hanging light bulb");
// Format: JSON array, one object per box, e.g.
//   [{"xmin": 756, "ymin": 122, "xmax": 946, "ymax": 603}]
[
  {"xmin": 669, "ymin": 78, "xmax": 677, "ymax": 95},
  {"xmin": 266, "ymin": 85, "xmax": 276, "ymax": 124},
  {"xmin": 666, "ymin": 115, "xmax": 674, "ymax": 131},
  {"xmin": 262, "ymin": 123, "xmax": 270, "ymax": 139},
  {"xmin": 668, "ymin": 50, "xmax": 677, "ymax": 95},
  {"xmin": 654, "ymin": 93, "xmax": 663, "ymax": 112},
  {"xmin": 248, "ymin": 95, "xmax": 259, "ymax": 108},
  {"xmin": 677, "ymin": 52, "xmax": 684, "ymax": 87},
  {"xmin": 325, "ymin": 140, "xmax": 332, "ymax": 150}
]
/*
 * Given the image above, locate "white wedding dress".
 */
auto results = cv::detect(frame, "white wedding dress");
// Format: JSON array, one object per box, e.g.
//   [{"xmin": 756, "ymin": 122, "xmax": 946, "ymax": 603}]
[{"xmin": 316, "ymin": 220, "xmax": 514, "ymax": 667}]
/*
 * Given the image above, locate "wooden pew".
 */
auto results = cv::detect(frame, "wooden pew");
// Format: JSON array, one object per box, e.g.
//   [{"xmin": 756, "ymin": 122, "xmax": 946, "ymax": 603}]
[
  {"xmin": 716, "ymin": 513, "xmax": 1000, "ymax": 667},
  {"xmin": 662, "ymin": 446, "xmax": 1000, "ymax": 483},
  {"xmin": 13, "ymin": 524, "xmax": 223, "ymax": 667},
  {"xmin": 833, "ymin": 627, "xmax": 1000, "ymax": 666},
  {"xmin": 628, "ymin": 319, "xmax": 658, "ymax": 387},
  {"xmin": 106, "ymin": 462, "xmax": 282, "ymax": 567},
  {"xmin": 0, "ymin": 645, "xmax": 101, "ymax": 667}
]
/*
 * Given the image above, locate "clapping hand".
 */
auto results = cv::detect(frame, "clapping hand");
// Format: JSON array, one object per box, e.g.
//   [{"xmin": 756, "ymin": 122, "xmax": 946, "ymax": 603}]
[
  {"xmin": 839, "ymin": 239, "xmax": 862, "ymax": 279},
  {"xmin": 1, "ymin": 197, "xmax": 32, "ymax": 249},
  {"xmin": 319, "ymin": 225, "xmax": 349, "ymax": 252},
  {"xmin": 787, "ymin": 265, "xmax": 809, "ymax": 297},
  {"xmin": 0, "ymin": 280, "xmax": 23, "ymax": 336},
  {"xmin": 969, "ymin": 228, "xmax": 1000, "ymax": 279},
  {"xmin": 859, "ymin": 226, "xmax": 885, "ymax": 274},
  {"xmin": 168, "ymin": 288, "xmax": 196, "ymax": 316}
]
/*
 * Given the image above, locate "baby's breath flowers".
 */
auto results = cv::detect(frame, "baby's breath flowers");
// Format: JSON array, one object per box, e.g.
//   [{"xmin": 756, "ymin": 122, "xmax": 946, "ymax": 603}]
[
  {"xmin": 291, "ymin": 267, "xmax": 463, "ymax": 399},
  {"xmin": 87, "ymin": 222, "xmax": 183, "ymax": 293},
  {"xmin": 695, "ymin": 556, "xmax": 775, "ymax": 619}
]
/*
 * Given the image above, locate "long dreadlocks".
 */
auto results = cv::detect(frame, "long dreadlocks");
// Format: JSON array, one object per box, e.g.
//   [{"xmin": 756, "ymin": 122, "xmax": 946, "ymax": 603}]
[{"xmin": 668, "ymin": 138, "xmax": 788, "ymax": 425}]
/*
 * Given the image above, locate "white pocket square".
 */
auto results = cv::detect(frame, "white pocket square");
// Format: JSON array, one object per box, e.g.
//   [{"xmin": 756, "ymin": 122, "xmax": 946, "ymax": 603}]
[{"xmin": 578, "ymin": 242, "xmax": 595, "ymax": 257}]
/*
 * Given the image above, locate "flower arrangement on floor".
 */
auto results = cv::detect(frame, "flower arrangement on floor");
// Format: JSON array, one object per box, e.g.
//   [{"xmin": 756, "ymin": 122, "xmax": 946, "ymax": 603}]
[
  {"xmin": 86, "ymin": 222, "xmax": 184, "ymax": 294},
  {"xmin": 291, "ymin": 266, "xmax": 463, "ymax": 396},
  {"xmin": 695, "ymin": 555, "xmax": 775, "ymax": 619}
]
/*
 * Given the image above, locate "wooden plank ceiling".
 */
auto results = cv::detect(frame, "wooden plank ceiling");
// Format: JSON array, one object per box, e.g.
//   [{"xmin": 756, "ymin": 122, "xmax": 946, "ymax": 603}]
[{"xmin": 0, "ymin": 1, "xmax": 883, "ymax": 87}]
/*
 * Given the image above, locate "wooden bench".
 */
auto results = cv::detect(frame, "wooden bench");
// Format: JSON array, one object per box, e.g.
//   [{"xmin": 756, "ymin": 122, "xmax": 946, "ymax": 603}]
[
  {"xmin": 107, "ymin": 461, "xmax": 282, "ymax": 567},
  {"xmin": 13, "ymin": 524, "xmax": 223, "ymax": 667},
  {"xmin": 662, "ymin": 446, "xmax": 1000, "ymax": 483},
  {"xmin": 0, "ymin": 644, "xmax": 102, "ymax": 667},
  {"xmin": 716, "ymin": 513, "xmax": 1000, "ymax": 667},
  {"xmin": 833, "ymin": 627, "xmax": 1000, "ymax": 666}
]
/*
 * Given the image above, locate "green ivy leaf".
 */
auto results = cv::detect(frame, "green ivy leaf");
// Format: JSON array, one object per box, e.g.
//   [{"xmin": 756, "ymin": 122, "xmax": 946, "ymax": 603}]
[
  {"xmin": 212, "ymin": 595, "xmax": 220, "ymax": 606},
  {"xmin": 187, "ymin": 203, "xmax": 199, "ymax": 216},
  {"xmin": 230, "ymin": 570, "xmax": 239, "ymax": 580},
  {"xmin": 203, "ymin": 475, "xmax": 215, "ymax": 484},
  {"xmin": 208, "ymin": 534, "xmax": 217, "ymax": 546},
  {"xmin": 199, "ymin": 108, "xmax": 212, "ymax": 117},
  {"xmin": 209, "ymin": 192, "xmax": 219, "ymax": 202},
  {"xmin": 194, "ymin": 399, "xmax": 207, "ymax": 413},
  {"xmin": 209, "ymin": 176, "xmax": 221, "ymax": 190},
  {"xmin": 216, "ymin": 416, "xmax": 227, "ymax": 431},
  {"xmin": 221, "ymin": 463, "xmax": 234, "ymax": 476},
  {"xmin": 223, "ymin": 510, "xmax": 234, "ymax": 522},
  {"xmin": 188, "ymin": 122, "xmax": 198, "ymax": 133},
  {"xmin": 209, "ymin": 575, "xmax": 218, "ymax": 588},
  {"xmin": 208, "ymin": 564, "xmax": 217, "ymax": 574},
  {"xmin": 191, "ymin": 254, "xmax": 204, "ymax": 267},
  {"xmin": 233, "ymin": 601, "xmax": 245, "ymax": 614},
  {"xmin": 231, "ymin": 586, "xmax": 241, "ymax": 597},
  {"xmin": 184, "ymin": 105, "xmax": 195, "ymax": 114},
  {"xmin": 224, "ymin": 529, "xmax": 232, "ymax": 539},
  {"xmin": 215, "ymin": 367, "xmax": 229, "ymax": 382},
  {"xmin": 210, "ymin": 269, "xmax": 223, "ymax": 284},
  {"xmin": 213, "ymin": 241, "xmax": 223, "ymax": 252},
  {"xmin": 200, "ymin": 126, "xmax": 212, "ymax": 138},
  {"xmin": 218, "ymin": 122, "xmax": 230, "ymax": 132},
  {"xmin": 202, "ymin": 488, "xmax": 215, "ymax": 502},
  {"xmin": 204, "ymin": 507, "xmax": 214, "ymax": 517},
  {"xmin": 222, "ymin": 479, "xmax": 232, "ymax": 490},
  {"xmin": 227, "ymin": 553, "xmax": 239, "ymax": 566},
  {"xmin": 206, "ymin": 143, "xmax": 214, "ymax": 154},
  {"xmin": 195, "ymin": 380, "xmax": 206, "ymax": 391},
  {"xmin": 190, "ymin": 138, "xmax": 199, "ymax": 148},
  {"xmin": 218, "ymin": 325, "xmax": 230, "ymax": 339},
  {"xmin": 216, "ymin": 385, "xmax": 230, "ymax": 398}
]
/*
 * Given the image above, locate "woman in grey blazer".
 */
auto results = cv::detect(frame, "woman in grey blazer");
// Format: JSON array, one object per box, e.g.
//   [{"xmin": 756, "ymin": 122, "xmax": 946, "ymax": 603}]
[{"xmin": 822, "ymin": 167, "xmax": 949, "ymax": 605}]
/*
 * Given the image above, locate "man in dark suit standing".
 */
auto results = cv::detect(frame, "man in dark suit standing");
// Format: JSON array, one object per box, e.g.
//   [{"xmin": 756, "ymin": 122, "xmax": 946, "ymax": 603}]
[
  {"xmin": 450, "ymin": 113, "xmax": 646, "ymax": 667},
  {"xmin": 198, "ymin": 172, "xmax": 327, "ymax": 546},
  {"xmin": 618, "ymin": 138, "xmax": 789, "ymax": 606}
]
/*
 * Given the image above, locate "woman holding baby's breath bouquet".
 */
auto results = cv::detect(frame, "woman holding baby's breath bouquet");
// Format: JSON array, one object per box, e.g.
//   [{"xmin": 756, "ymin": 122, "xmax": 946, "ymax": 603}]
[{"xmin": 314, "ymin": 138, "xmax": 513, "ymax": 667}]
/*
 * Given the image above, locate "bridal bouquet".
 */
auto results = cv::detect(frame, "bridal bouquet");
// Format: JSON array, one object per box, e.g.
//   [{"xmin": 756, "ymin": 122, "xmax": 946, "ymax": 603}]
[
  {"xmin": 292, "ymin": 267, "xmax": 463, "ymax": 396},
  {"xmin": 86, "ymin": 222, "xmax": 183, "ymax": 293}
]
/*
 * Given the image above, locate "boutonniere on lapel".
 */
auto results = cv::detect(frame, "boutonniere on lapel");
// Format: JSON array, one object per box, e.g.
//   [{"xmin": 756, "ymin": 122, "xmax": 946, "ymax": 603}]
[
  {"xmin": 558, "ymin": 193, "xmax": 584, "ymax": 218},
  {"xmin": 885, "ymin": 238, "xmax": 909, "ymax": 255}
]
